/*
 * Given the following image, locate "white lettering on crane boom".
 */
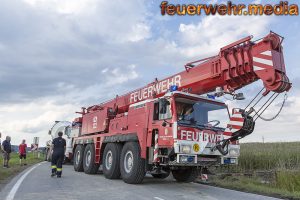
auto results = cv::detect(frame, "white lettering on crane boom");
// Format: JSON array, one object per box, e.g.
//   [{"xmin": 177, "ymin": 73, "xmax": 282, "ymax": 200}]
[{"xmin": 130, "ymin": 75, "xmax": 181, "ymax": 103}]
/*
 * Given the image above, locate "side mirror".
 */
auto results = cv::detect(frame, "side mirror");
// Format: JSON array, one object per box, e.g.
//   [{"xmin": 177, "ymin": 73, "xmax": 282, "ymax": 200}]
[
  {"xmin": 65, "ymin": 127, "xmax": 71, "ymax": 139},
  {"xmin": 48, "ymin": 130, "xmax": 51, "ymax": 135},
  {"xmin": 159, "ymin": 98, "xmax": 170, "ymax": 114},
  {"xmin": 234, "ymin": 93, "xmax": 245, "ymax": 100}
]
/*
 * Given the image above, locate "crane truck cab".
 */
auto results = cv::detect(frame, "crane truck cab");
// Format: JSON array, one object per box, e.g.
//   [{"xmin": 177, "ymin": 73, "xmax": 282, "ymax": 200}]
[
  {"xmin": 45, "ymin": 121, "xmax": 74, "ymax": 163},
  {"xmin": 149, "ymin": 91, "xmax": 239, "ymax": 169}
]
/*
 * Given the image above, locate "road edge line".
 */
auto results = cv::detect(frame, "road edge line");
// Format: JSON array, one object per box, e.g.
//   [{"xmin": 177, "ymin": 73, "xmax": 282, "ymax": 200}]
[{"xmin": 5, "ymin": 162, "xmax": 45, "ymax": 200}]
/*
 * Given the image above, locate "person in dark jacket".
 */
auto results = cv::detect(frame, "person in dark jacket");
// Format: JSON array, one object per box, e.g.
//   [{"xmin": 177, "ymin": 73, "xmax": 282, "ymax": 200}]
[
  {"xmin": 1, "ymin": 136, "xmax": 12, "ymax": 168},
  {"xmin": 51, "ymin": 132, "xmax": 66, "ymax": 178}
]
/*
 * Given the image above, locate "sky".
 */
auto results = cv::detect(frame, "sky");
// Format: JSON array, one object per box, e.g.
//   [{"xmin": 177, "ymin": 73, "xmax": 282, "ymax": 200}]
[{"xmin": 0, "ymin": 0, "xmax": 299, "ymax": 146}]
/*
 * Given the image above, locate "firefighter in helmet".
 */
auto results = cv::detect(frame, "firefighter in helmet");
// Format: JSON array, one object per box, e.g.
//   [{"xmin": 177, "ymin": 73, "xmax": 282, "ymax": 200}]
[
  {"xmin": 176, "ymin": 102, "xmax": 194, "ymax": 120},
  {"xmin": 51, "ymin": 131, "xmax": 66, "ymax": 178}
]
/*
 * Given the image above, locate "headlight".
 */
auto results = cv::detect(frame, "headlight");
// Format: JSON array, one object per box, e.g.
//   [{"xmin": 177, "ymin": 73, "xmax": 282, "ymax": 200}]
[
  {"xmin": 229, "ymin": 148, "xmax": 240, "ymax": 157},
  {"xmin": 181, "ymin": 145, "xmax": 191, "ymax": 154}
]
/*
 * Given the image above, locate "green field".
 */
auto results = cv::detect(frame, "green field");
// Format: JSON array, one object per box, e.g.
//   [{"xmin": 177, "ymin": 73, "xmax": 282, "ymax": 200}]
[
  {"xmin": 0, "ymin": 152, "xmax": 44, "ymax": 189},
  {"xmin": 214, "ymin": 142, "xmax": 300, "ymax": 199}
]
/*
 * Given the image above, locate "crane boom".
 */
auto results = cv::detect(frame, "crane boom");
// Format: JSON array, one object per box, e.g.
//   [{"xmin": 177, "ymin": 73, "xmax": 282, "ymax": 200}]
[{"xmin": 89, "ymin": 32, "xmax": 290, "ymax": 114}]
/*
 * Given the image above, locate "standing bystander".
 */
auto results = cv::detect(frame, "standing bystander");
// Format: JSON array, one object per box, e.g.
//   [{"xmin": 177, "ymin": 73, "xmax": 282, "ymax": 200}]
[
  {"xmin": 1, "ymin": 136, "xmax": 12, "ymax": 168},
  {"xmin": 19, "ymin": 139, "xmax": 27, "ymax": 166}
]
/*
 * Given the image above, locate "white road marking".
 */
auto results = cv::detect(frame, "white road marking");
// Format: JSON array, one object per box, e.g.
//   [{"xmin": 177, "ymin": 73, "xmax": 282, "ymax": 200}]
[
  {"xmin": 154, "ymin": 197, "xmax": 165, "ymax": 200},
  {"xmin": 6, "ymin": 162, "xmax": 44, "ymax": 200}
]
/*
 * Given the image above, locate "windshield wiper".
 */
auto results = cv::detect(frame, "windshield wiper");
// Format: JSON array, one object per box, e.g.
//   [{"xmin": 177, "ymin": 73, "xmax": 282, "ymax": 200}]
[
  {"xmin": 194, "ymin": 122, "xmax": 224, "ymax": 131},
  {"xmin": 178, "ymin": 119, "xmax": 224, "ymax": 131},
  {"xmin": 178, "ymin": 120, "xmax": 205, "ymax": 129}
]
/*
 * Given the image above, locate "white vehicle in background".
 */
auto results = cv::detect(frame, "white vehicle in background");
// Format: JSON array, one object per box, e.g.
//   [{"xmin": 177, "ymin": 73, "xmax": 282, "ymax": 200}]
[{"xmin": 45, "ymin": 121, "xmax": 74, "ymax": 162}]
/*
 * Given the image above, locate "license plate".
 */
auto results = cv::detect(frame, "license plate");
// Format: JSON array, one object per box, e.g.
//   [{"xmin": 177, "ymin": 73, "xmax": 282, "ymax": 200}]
[{"xmin": 224, "ymin": 158, "xmax": 236, "ymax": 164}]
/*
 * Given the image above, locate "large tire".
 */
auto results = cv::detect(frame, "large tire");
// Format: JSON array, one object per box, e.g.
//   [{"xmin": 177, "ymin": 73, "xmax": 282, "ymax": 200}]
[
  {"xmin": 74, "ymin": 145, "xmax": 84, "ymax": 172},
  {"xmin": 103, "ymin": 143, "xmax": 123, "ymax": 179},
  {"xmin": 83, "ymin": 144, "xmax": 100, "ymax": 174},
  {"xmin": 172, "ymin": 168, "xmax": 198, "ymax": 183},
  {"xmin": 120, "ymin": 142, "xmax": 146, "ymax": 184}
]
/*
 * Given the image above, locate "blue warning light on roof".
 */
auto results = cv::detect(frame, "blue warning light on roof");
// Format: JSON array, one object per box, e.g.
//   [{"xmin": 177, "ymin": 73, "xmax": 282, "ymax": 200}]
[
  {"xmin": 170, "ymin": 85, "xmax": 178, "ymax": 92},
  {"xmin": 207, "ymin": 94, "xmax": 215, "ymax": 99}
]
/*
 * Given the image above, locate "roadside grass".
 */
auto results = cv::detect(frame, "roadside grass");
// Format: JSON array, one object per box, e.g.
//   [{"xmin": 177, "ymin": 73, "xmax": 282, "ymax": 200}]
[
  {"xmin": 0, "ymin": 152, "xmax": 44, "ymax": 188},
  {"xmin": 237, "ymin": 142, "xmax": 300, "ymax": 171},
  {"xmin": 213, "ymin": 175, "xmax": 300, "ymax": 199},
  {"xmin": 213, "ymin": 142, "xmax": 300, "ymax": 199}
]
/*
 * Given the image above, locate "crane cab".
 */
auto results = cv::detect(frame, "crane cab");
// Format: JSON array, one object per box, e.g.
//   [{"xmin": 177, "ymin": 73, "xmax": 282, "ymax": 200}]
[{"xmin": 149, "ymin": 91, "xmax": 240, "ymax": 166}]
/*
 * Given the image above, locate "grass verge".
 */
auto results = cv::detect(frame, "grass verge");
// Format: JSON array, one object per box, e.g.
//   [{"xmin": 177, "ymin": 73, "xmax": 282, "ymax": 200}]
[
  {"xmin": 211, "ymin": 175, "xmax": 300, "ymax": 199},
  {"xmin": 0, "ymin": 152, "xmax": 44, "ymax": 191},
  {"xmin": 209, "ymin": 142, "xmax": 300, "ymax": 199}
]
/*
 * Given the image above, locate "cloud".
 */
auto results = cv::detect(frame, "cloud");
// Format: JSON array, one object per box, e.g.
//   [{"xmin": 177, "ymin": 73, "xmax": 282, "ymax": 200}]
[
  {"xmin": 0, "ymin": 0, "xmax": 153, "ymax": 104},
  {"xmin": 0, "ymin": 64, "xmax": 140, "ymax": 145},
  {"xmin": 243, "ymin": 90, "xmax": 300, "ymax": 142},
  {"xmin": 176, "ymin": 14, "xmax": 272, "ymax": 58},
  {"xmin": 0, "ymin": 98, "xmax": 77, "ymax": 145},
  {"xmin": 23, "ymin": 0, "xmax": 98, "ymax": 14},
  {"xmin": 22, "ymin": 0, "xmax": 151, "ymax": 42}
]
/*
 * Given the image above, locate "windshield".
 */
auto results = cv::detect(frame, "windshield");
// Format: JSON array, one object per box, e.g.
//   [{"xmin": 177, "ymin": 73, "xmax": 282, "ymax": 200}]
[
  {"xmin": 176, "ymin": 98, "xmax": 229, "ymax": 129},
  {"xmin": 51, "ymin": 121, "xmax": 72, "ymax": 138}
]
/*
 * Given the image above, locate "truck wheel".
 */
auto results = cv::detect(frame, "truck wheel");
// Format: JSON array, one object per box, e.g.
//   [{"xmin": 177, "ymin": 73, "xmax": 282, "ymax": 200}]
[
  {"xmin": 83, "ymin": 144, "xmax": 99, "ymax": 174},
  {"xmin": 103, "ymin": 143, "xmax": 122, "ymax": 179},
  {"xmin": 74, "ymin": 145, "xmax": 84, "ymax": 172},
  {"xmin": 172, "ymin": 168, "xmax": 198, "ymax": 183},
  {"xmin": 120, "ymin": 142, "xmax": 146, "ymax": 184}
]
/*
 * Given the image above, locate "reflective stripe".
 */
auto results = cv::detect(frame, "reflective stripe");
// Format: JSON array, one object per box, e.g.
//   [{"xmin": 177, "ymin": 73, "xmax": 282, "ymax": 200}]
[
  {"xmin": 253, "ymin": 65, "xmax": 264, "ymax": 71},
  {"xmin": 260, "ymin": 50, "xmax": 272, "ymax": 56},
  {"xmin": 57, "ymin": 168, "xmax": 62, "ymax": 171},
  {"xmin": 253, "ymin": 57, "xmax": 273, "ymax": 66},
  {"xmin": 228, "ymin": 121, "xmax": 244, "ymax": 126},
  {"xmin": 51, "ymin": 165, "xmax": 57, "ymax": 169},
  {"xmin": 153, "ymin": 133, "xmax": 159, "ymax": 162}
]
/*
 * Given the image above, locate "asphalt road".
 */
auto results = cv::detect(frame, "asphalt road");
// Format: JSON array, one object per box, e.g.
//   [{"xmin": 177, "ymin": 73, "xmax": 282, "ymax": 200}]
[{"xmin": 1, "ymin": 162, "xmax": 280, "ymax": 200}]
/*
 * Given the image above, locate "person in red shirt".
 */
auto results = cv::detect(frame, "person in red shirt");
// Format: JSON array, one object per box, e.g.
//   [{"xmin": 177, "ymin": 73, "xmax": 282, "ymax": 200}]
[{"xmin": 19, "ymin": 139, "xmax": 27, "ymax": 166}]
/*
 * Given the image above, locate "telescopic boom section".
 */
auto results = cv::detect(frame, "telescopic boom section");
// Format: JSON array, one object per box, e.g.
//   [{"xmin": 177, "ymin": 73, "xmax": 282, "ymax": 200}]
[{"xmin": 87, "ymin": 32, "xmax": 291, "ymax": 114}]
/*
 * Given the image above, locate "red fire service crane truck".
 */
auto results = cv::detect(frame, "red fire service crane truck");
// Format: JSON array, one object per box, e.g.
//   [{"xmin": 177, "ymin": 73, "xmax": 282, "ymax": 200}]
[{"xmin": 70, "ymin": 32, "xmax": 291, "ymax": 184}]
